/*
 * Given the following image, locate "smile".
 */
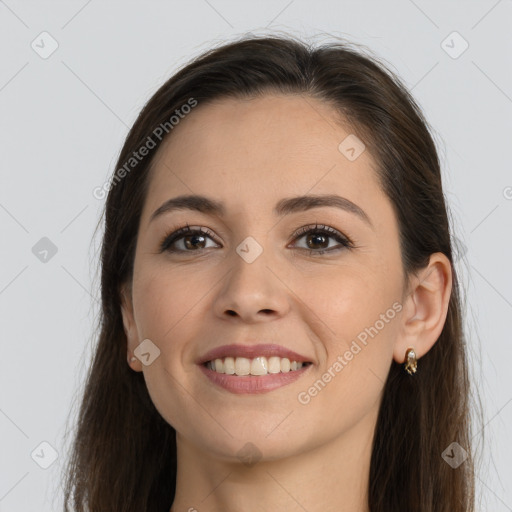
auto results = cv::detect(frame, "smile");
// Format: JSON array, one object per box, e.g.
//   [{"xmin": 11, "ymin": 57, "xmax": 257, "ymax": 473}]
[
  {"xmin": 204, "ymin": 356, "xmax": 312, "ymax": 376},
  {"xmin": 199, "ymin": 357, "xmax": 313, "ymax": 394}
]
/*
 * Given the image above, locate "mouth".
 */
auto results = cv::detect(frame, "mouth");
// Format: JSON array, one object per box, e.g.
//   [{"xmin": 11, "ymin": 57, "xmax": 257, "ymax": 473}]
[
  {"xmin": 196, "ymin": 343, "xmax": 314, "ymax": 394},
  {"xmin": 203, "ymin": 356, "xmax": 313, "ymax": 376},
  {"xmin": 198, "ymin": 355, "xmax": 314, "ymax": 394}
]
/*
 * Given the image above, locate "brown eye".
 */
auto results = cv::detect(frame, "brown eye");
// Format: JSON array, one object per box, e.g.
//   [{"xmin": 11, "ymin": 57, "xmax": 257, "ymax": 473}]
[
  {"xmin": 291, "ymin": 224, "xmax": 353, "ymax": 255},
  {"xmin": 304, "ymin": 232, "xmax": 330, "ymax": 250},
  {"xmin": 160, "ymin": 226, "xmax": 219, "ymax": 253}
]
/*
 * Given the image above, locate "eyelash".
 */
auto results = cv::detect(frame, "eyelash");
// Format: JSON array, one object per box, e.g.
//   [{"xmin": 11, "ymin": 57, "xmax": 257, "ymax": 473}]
[{"xmin": 159, "ymin": 222, "xmax": 355, "ymax": 256}]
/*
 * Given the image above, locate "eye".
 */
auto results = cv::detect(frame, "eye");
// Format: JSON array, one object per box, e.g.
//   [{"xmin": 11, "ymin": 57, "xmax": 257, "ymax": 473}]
[
  {"xmin": 159, "ymin": 222, "xmax": 354, "ymax": 255},
  {"xmin": 159, "ymin": 224, "xmax": 219, "ymax": 253},
  {"xmin": 289, "ymin": 223, "xmax": 354, "ymax": 255}
]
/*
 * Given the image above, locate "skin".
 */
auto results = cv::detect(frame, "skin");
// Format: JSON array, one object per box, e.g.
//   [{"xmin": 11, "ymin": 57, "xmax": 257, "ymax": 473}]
[{"xmin": 120, "ymin": 94, "xmax": 452, "ymax": 512}]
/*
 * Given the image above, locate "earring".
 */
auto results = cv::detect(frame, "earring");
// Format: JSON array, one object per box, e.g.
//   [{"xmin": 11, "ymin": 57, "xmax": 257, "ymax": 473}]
[
  {"xmin": 404, "ymin": 347, "xmax": 417, "ymax": 375},
  {"xmin": 128, "ymin": 355, "xmax": 137, "ymax": 363}
]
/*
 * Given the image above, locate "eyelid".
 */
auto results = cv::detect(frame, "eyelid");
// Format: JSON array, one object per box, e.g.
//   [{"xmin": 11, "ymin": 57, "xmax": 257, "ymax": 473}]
[
  {"xmin": 158, "ymin": 224, "xmax": 220, "ymax": 253},
  {"xmin": 159, "ymin": 222, "xmax": 355, "ymax": 254},
  {"xmin": 289, "ymin": 223, "xmax": 354, "ymax": 246}
]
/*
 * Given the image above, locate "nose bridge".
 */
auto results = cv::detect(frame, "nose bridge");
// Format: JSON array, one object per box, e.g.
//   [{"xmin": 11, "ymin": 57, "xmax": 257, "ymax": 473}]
[{"xmin": 213, "ymin": 231, "xmax": 289, "ymax": 321}]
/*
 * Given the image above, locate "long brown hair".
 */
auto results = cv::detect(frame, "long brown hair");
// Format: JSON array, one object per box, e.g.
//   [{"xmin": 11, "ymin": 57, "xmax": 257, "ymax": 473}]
[{"xmin": 62, "ymin": 34, "xmax": 478, "ymax": 511}]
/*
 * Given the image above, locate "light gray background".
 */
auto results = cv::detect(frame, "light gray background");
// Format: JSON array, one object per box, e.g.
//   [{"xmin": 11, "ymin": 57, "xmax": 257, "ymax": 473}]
[{"xmin": 1, "ymin": 1, "xmax": 511, "ymax": 510}]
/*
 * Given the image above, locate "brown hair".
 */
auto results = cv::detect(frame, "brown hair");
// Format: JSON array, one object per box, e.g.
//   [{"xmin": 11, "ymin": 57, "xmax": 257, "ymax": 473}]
[{"xmin": 62, "ymin": 34, "xmax": 478, "ymax": 511}]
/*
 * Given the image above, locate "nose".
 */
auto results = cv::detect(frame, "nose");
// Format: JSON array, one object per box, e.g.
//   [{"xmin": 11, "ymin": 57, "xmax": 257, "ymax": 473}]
[{"xmin": 212, "ymin": 247, "xmax": 290, "ymax": 323}]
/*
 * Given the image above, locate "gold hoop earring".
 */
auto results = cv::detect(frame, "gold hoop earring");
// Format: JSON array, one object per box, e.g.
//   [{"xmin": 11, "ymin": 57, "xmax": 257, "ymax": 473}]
[{"xmin": 404, "ymin": 347, "xmax": 417, "ymax": 375}]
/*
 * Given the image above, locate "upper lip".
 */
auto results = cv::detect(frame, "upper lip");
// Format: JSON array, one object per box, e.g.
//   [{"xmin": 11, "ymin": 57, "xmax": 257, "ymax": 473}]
[{"xmin": 197, "ymin": 343, "xmax": 312, "ymax": 365}]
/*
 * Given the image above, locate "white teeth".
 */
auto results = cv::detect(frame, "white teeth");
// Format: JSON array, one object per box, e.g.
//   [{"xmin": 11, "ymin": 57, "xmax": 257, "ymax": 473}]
[
  {"xmin": 205, "ymin": 356, "xmax": 307, "ymax": 376},
  {"xmin": 250, "ymin": 357, "xmax": 268, "ymax": 376},
  {"xmin": 224, "ymin": 356, "xmax": 235, "ymax": 374},
  {"xmin": 268, "ymin": 356, "xmax": 281, "ymax": 374},
  {"xmin": 235, "ymin": 357, "xmax": 251, "ymax": 376}
]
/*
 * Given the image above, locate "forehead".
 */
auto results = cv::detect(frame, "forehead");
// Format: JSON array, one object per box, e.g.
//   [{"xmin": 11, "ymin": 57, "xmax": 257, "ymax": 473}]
[{"xmin": 143, "ymin": 94, "xmax": 381, "ymax": 220}]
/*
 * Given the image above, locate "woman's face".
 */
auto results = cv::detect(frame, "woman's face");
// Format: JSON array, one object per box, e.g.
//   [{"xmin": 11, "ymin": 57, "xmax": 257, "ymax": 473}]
[{"xmin": 121, "ymin": 94, "xmax": 408, "ymax": 461}]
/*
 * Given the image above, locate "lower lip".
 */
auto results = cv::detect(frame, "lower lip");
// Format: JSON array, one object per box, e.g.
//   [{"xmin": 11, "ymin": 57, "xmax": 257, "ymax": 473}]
[{"xmin": 198, "ymin": 363, "xmax": 312, "ymax": 394}]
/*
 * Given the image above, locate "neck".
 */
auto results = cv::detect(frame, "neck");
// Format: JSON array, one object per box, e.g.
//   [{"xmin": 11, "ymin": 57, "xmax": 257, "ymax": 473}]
[{"xmin": 170, "ymin": 407, "xmax": 377, "ymax": 512}]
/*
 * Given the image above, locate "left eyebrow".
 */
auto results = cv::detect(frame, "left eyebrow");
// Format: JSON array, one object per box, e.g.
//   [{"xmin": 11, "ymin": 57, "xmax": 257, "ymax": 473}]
[
  {"xmin": 274, "ymin": 194, "xmax": 373, "ymax": 228},
  {"xmin": 149, "ymin": 193, "xmax": 373, "ymax": 228}
]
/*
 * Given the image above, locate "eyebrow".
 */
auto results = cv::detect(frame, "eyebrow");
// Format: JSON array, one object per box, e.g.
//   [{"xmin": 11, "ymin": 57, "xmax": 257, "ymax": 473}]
[{"xmin": 149, "ymin": 194, "xmax": 373, "ymax": 228}]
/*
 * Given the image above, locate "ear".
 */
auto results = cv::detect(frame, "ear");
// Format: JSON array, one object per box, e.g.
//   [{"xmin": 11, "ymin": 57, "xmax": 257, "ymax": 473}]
[
  {"xmin": 393, "ymin": 252, "xmax": 452, "ymax": 365},
  {"xmin": 120, "ymin": 282, "xmax": 142, "ymax": 372}
]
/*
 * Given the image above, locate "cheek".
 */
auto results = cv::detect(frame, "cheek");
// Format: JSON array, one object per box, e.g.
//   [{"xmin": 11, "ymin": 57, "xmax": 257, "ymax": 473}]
[
  {"xmin": 293, "ymin": 264, "xmax": 397, "ymax": 338},
  {"xmin": 296, "ymin": 280, "xmax": 400, "ymax": 434},
  {"xmin": 294, "ymin": 266, "xmax": 400, "ymax": 381},
  {"xmin": 132, "ymin": 263, "xmax": 207, "ymax": 343}
]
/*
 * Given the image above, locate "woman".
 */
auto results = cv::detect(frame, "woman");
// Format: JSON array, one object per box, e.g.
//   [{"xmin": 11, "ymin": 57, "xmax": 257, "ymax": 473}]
[{"xmin": 62, "ymin": 34, "xmax": 476, "ymax": 511}]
